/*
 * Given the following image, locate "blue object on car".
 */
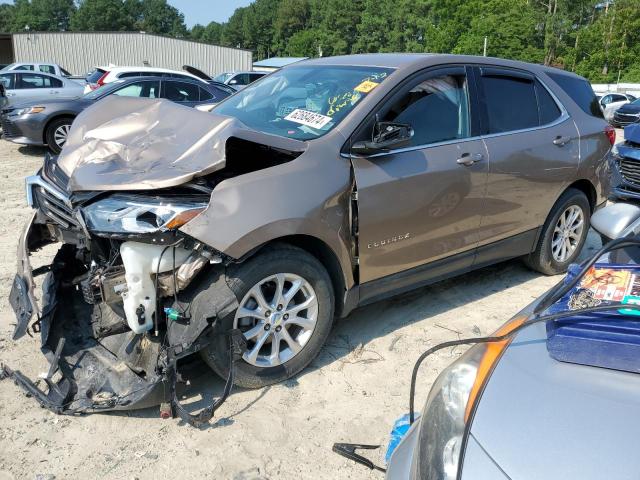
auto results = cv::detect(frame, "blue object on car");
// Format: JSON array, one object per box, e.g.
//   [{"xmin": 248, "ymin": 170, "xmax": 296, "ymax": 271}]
[
  {"xmin": 625, "ymin": 123, "xmax": 640, "ymax": 144},
  {"xmin": 546, "ymin": 263, "xmax": 640, "ymax": 374},
  {"xmin": 385, "ymin": 413, "xmax": 417, "ymax": 463}
]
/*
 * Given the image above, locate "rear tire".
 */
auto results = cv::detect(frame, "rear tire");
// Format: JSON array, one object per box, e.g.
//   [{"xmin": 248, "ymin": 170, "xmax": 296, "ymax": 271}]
[
  {"xmin": 525, "ymin": 188, "xmax": 590, "ymax": 275},
  {"xmin": 45, "ymin": 117, "xmax": 73, "ymax": 154},
  {"xmin": 200, "ymin": 244, "xmax": 335, "ymax": 388}
]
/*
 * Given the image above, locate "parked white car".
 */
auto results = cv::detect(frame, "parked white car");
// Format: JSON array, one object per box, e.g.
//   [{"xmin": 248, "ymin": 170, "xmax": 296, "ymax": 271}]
[
  {"xmin": 600, "ymin": 92, "xmax": 636, "ymax": 121},
  {"xmin": 84, "ymin": 66, "xmax": 208, "ymax": 93},
  {"xmin": 0, "ymin": 70, "xmax": 84, "ymax": 107},
  {"xmin": 1, "ymin": 62, "xmax": 75, "ymax": 78}
]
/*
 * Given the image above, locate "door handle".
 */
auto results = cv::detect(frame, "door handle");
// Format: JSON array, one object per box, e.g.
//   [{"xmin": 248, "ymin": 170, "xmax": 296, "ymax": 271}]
[
  {"xmin": 456, "ymin": 152, "xmax": 483, "ymax": 166},
  {"xmin": 553, "ymin": 135, "xmax": 571, "ymax": 146}
]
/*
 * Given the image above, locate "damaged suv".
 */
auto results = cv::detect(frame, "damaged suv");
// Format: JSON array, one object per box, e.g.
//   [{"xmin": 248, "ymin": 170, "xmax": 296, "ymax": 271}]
[{"xmin": 6, "ymin": 54, "xmax": 611, "ymax": 422}]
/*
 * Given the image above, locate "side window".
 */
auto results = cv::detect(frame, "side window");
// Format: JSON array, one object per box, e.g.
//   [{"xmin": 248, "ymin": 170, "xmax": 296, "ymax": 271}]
[
  {"xmin": 380, "ymin": 72, "xmax": 470, "ymax": 146},
  {"xmin": 39, "ymin": 65, "xmax": 56, "ymax": 75},
  {"xmin": 162, "ymin": 81, "xmax": 200, "ymax": 102},
  {"xmin": 111, "ymin": 81, "xmax": 159, "ymax": 98},
  {"xmin": 601, "ymin": 95, "xmax": 611, "ymax": 105},
  {"xmin": 482, "ymin": 73, "xmax": 538, "ymax": 133},
  {"xmin": 199, "ymin": 87, "xmax": 214, "ymax": 101},
  {"xmin": 49, "ymin": 77, "xmax": 63, "ymax": 88},
  {"xmin": 0, "ymin": 73, "xmax": 14, "ymax": 89},
  {"xmin": 535, "ymin": 80, "xmax": 561, "ymax": 125},
  {"xmin": 546, "ymin": 72, "xmax": 603, "ymax": 118},
  {"xmin": 17, "ymin": 73, "xmax": 54, "ymax": 89},
  {"xmin": 14, "ymin": 64, "xmax": 34, "ymax": 71},
  {"xmin": 249, "ymin": 73, "xmax": 264, "ymax": 82},
  {"xmin": 611, "ymin": 94, "xmax": 626, "ymax": 103}
]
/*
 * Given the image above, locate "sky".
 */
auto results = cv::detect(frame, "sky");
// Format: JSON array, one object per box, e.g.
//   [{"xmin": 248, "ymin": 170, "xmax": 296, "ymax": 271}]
[
  {"xmin": 167, "ymin": 0, "xmax": 253, "ymax": 27},
  {"xmin": 0, "ymin": 0, "xmax": 254, "ymax": 28}
]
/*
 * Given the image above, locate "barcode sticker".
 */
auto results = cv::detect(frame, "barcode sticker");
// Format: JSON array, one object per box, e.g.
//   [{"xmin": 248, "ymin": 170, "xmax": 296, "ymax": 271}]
[{"xmin": 284, "ymin": 109, "xmax": 332, "ymax": 129}]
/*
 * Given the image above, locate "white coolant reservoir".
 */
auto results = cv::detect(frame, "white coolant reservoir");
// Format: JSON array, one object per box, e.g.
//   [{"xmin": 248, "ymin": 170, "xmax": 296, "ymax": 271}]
[{"xmin": 119, "ymin": 241, "xmax": 192, "ymax": 334}]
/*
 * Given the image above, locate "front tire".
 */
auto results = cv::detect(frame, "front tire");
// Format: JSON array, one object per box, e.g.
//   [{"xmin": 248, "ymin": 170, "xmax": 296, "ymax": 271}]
[
  {"xmin": 45, "ymin": 117, "xmax": 73, "ymax": 154},
  {"xmin": 201, "ymin": 244, "xmax": 335, "ymax": 388},
  {"xmin": 525, "ymin": 188, "xmax": 590, "ymax": 275}
]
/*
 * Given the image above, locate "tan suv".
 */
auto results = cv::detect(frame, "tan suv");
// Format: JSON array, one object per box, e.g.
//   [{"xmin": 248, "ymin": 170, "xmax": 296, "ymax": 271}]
[{"xmin": 7, "ymin": 54, "xmax": 612, "ymax": 420}]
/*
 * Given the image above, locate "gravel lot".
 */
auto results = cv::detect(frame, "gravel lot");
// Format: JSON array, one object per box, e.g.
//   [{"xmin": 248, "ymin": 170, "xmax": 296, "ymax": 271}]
[{"xmin": 0, "ymin": 138, "xmax": 603, "ymax": 480}]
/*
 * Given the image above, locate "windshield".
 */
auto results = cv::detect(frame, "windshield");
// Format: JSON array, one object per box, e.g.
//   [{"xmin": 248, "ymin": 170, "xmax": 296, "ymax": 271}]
[
  {"xmin": 214, "ymin": 65, "xmax": 394, "ymax": 140},
  {"xmin": 214, "ymin": 73, "xmax": 233, "ymax": 83}
]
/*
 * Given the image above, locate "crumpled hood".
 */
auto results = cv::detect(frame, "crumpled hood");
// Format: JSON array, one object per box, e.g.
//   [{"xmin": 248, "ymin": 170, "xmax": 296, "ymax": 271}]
[{"xmin": 57, "ymin": 96, "xmax": 306, "ymax": 192}]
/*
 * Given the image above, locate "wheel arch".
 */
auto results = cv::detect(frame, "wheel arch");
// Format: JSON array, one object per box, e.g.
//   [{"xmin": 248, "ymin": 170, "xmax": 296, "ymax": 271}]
[
  {"xmin": 242, "ymin": 234, "xmax": 352, "ymax": 318},
  {"xmin": 566, "ymin": 179, "xmax": 597, "ymax": 212}
]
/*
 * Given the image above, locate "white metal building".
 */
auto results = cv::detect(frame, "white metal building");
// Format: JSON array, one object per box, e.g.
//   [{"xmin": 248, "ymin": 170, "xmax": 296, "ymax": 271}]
[{"xmin": 0, "ymin": 31, "xmax": 253, "ymax": 76}]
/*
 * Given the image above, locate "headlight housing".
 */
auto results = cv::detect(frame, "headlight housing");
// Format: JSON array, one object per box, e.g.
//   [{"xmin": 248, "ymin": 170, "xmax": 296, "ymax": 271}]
[
  {"xmin": 416, "ymin": 318, "xmax": 523, "ymax": 480},
  {"xmin": 13, "ymin": 106, "xmax": 46, "ymax": 116},
  {"xmin": 82, "ymin": 194, "xmax": 207, "ymax": 235}
]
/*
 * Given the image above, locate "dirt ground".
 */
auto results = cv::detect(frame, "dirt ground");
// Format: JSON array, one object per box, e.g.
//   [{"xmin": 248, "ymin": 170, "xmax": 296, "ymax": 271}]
[{"xmin": 0, "ymin": 138, "xmax": 603, "ymax": 480}]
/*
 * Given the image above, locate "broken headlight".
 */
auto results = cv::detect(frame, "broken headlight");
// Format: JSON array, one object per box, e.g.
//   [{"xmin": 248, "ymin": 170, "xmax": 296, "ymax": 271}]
[{"xmin": 82, "ymin": 194, "xmax": 207, "ymax": 234}]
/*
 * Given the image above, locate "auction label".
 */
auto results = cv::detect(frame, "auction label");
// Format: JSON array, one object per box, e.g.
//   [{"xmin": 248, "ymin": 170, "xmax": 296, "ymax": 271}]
[
  {"xmin": 284, "ymin": 109, "xmax": 332, "ymax": 129},
  {"xmin": 354, "ymin": 80, "xmax": 379, "ymax": 93}
]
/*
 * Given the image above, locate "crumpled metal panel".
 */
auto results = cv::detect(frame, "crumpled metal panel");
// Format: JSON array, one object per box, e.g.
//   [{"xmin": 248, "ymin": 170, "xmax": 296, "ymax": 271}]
[
  {"xmin": 57, "ymin": 97, "xmax": 231, "ymax": 191},
  {"xmin": 57, "ymin": 96, "xmax": 307, "ymax": 192}
]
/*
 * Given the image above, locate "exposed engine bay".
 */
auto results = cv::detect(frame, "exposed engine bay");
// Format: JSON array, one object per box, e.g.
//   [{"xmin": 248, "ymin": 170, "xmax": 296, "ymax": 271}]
[{"xmin": 3, "ymin": 159, "xmax": 251, "ymax": 425}]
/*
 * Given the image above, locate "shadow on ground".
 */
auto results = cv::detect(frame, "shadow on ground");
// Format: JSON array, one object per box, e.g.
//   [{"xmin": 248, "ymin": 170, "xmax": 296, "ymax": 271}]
[{"xmin": 106, "ymin": 231, "xmax": 602, "ymax": 423}]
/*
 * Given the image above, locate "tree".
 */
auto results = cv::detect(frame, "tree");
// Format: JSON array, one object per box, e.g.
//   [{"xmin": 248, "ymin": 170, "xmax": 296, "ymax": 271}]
[
  {"xmin": 0, "ymin": 4, "xmax": 15, "ymax": 32},
  {"xmin": 71, "ymin": 0, "xmax": 135, "ymax": 31},
  {"xmin": 454, "ymin": 0, "xmax": 544, "ymax": 63},
  {"xmin": 10, "ymin": 0, "xmax": 75, "ymax": 32},
  {"xmin": 133, "ymin": 0, "xmax": 187, "ymax": 37}
]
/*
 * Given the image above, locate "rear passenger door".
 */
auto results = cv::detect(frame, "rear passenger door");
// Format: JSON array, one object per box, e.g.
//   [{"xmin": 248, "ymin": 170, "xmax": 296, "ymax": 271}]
[
  {"xmin": 475, "ymin": 66, "xmax": 579, "ymax": 255},
  {"xmin": 14, "ymin": 72, "xmax": 62, "ymax": 102}
]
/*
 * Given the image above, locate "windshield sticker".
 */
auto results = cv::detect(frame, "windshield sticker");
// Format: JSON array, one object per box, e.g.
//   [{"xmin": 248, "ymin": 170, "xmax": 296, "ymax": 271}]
[
  {"xmin": 327, "ymin": 91, "xmax": 361, "ymax": 116},
  {"xmin": 355, "ymin": 80, "xmax": 379, "ymax": 93},
  {"xmin": 285, "ymin": 109, "xmax": 332, "ymax": 129}
]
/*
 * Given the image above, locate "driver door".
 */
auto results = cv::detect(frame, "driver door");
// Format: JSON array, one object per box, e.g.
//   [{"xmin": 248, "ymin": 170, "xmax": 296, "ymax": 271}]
[{"xmin": 350, "ymin": 66, "xmax": 488, "ymax": 285}]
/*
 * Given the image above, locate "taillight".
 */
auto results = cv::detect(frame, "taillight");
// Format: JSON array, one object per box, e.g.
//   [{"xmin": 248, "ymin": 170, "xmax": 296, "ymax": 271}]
[
  {"xmin": 605, "ymin": 125, "xmax": 616, "ymax": 145},
  {"xmin": 96, "ymin": 71, "xmax": 109, "ymax": 87}
]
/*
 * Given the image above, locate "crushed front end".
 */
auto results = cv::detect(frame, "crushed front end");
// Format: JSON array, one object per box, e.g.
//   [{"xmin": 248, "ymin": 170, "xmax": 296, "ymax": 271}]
[{"xmin": 3, "ymin": 155, "xmax": 245, "ymax": 425}]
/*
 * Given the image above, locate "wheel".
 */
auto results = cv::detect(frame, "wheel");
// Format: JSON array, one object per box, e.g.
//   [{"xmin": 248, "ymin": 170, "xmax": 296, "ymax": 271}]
[
  {"xmin": 525, "ymin": 188, "xmax": 590, "ymax": 275},
  {"xmin": 45, "ymin": 117, "xmax": 73, "ymax": 154},
  {"xmin": 200, "ymin": 244, "xmax": 335, "ymax": 388}
]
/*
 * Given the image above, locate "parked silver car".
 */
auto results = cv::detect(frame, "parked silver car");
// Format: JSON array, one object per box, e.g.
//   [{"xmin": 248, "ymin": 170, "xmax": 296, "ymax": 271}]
[{"xmin": 0, "ymin": 70, "xmax": 84, "ymax": 107}]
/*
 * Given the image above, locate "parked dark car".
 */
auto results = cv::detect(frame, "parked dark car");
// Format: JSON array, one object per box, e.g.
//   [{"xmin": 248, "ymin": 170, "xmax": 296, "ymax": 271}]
[
  {"xmin": 0, "ymin": 76, "xmax": 233, "ymax": 153},
  {"xmin": 7, "ymin": 54, "xmax": 613, "ymax": 423},
  {"xmin": 609, "ymin": 123, "xmax": 640, "ymax": 200},
  {"xmin": 612, "ymin": 98, "xmax": 640, "ymax": 127}
]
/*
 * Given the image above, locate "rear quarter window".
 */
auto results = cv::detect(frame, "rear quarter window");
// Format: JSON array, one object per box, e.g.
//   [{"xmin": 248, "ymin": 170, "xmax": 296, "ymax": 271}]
[{"xmin": 547, "ymin": 72, "xmax": 603, "ymax": 118}]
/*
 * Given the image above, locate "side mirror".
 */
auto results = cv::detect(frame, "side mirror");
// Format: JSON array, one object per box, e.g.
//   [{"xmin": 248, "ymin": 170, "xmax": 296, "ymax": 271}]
[
  {"xmin": 352, "ymin": 121, "xmax": 414, "ymax": 155},
  {"xmin": 229, "ymin": 79, "xmax": 238, "ymax": 85}
]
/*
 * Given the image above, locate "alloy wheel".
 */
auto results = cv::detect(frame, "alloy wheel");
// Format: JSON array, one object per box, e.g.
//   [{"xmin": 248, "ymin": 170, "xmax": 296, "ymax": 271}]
[
  {"xmin": 551, "ymin": 204, "xmax": 584, "ymax": 262},
  {"xmin": 53, "ymin": 124, "xmax": 70, "ymax": 149},
  {"xmin": 233, "ymin": 273, "xmax": 318, "ymax": 368}
]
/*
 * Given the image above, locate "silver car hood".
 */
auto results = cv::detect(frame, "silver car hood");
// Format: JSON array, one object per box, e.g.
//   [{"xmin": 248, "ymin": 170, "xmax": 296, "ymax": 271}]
[
  {"xmin": 57, "ymin": 96, "xmax": 306, "ymax": 192},
  {"xmin": 469, "ymin": 321, "xmax": 640, "ymax": 479}
]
